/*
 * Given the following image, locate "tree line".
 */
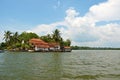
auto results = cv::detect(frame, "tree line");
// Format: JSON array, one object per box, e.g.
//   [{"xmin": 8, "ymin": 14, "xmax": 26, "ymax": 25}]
[
  {"xmin": 71, "ymin": 46, "xmax": 120, "ymax": 50},
  {"xmin": 0, "ymin": 29, "xmax": 71, "ymax": 50}
]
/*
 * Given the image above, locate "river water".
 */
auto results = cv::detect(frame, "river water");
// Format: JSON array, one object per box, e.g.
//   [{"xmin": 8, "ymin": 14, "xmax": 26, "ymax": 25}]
[{"xmin": 0, "ymin": 50, "xmax": 120, "ymax": 80}]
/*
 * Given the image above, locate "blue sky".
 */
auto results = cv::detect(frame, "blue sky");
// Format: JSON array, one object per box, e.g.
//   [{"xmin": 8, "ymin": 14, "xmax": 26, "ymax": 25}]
[
  {"xmin": 0, "ymin": 0, "xmax": 120, "ymax": 47},
  {"xmin": 0, "ymin": 0, "xmax": 106, "ymax": 25}
]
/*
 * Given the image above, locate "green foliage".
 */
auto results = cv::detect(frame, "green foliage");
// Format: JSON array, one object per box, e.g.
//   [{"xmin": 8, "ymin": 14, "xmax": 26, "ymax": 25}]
[
  {"xmin": 19, "ymin": 32, "xmax": 39, "ymax": 42},
  {"xmin": 63, "ymin": 39, "xmax": 71, "ymax": 46},
  {"xmin": 71, "ymin": 46, "xmax": 80, "ymax": 50},
  {"xmin": 12, "ymin": 32, "xmax": 19, "ymax": 43},
  {"xmin": 15, "ymin": 43, "xmax": 21, "ymax": 48},
  {"xmin": 3, "ymin": 31, "xmax": 12, "ymax": 46},
  {"xmin": 52, "ymin": 29, "xmax": 62, "ymax": 43},
  {"xmin": 3, "ymin": 31, "xmax": 39, "ymax": 50},
  {"xmin": 71, "ymin": 46, "xmax": 120, "ymax": 50},
  {"xmin": 40, "ymin": 34, "xmax": 53, "ymax": 42},
  {"xmin": 40, "ymin": 29, "xmax": 62, "ymax": 43},
  {"xmin": 0, "ymin": 42, "xmax": 7, "ymax": 50},
  {"xmin": 4, "ymin": 31, "xmax": 12, "ymax": 42},
  {"xmin": 3, "ymin": 31, "xmax": 20, "ymax": 46}
]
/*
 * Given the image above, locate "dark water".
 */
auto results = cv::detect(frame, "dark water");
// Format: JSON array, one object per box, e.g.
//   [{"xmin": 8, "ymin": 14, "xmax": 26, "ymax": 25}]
[{"xmin": 0, "ymin": 50, "xmax": 120, "ymax": 80}]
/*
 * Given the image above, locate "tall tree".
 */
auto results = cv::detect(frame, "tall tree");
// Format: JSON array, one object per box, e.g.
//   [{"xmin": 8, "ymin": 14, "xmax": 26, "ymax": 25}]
[
  {"xmin": 19, "ymin": 32, "xmax": 39, "ymax": 43},
  {"xmin": 18, "ymin": 32, "xmax": 39, "ymax": 50},
  {"xmin": 66, "ymin": 39, "xmax": 71, "ymax": 46},
  {"xmin": 0, "ymin": 42, "xmax": 7, "ymax": 49},
  {"xmin": 13, "ymin": 32, "xmax": 19, "ymax": 43},
  {"xmin": 3, "ymin": 31, "xmax": 12, "ymax": 45},
  {"xmin": 52, "ymin": 29, "xmax": 62, "ymax": 43},
  {"xmin": 40, "ymin": 34, "xmax": 53, "ymax": 42}
]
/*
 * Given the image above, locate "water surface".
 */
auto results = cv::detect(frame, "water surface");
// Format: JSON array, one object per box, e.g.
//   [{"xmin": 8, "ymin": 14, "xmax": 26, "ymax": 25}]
[{"xmin": 0, "ymin": 50, "xmax": 120, "ymax": 80}]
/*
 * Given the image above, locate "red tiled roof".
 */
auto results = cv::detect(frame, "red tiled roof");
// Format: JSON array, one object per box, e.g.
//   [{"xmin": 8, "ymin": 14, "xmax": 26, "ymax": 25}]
[
  {"xmin": 36, "ymin": 45, "xmax": 49, "ymax": 48},
  {"xmin": 29, "ymin": 38, "xmax": 49, "ymax": 48},
  {"xmin": 29, "ymin": 38, "xmax": 60, "ymax": 48},
  {"xmin": 29, "ymin": 38, "xmax": 48, "ymax": 45}
]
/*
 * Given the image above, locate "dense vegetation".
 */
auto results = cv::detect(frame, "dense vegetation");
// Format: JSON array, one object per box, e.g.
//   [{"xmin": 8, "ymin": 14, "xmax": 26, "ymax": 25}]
[{"xmin": 0, "ymin": 29, "xmax": 71, "ymax": 50}]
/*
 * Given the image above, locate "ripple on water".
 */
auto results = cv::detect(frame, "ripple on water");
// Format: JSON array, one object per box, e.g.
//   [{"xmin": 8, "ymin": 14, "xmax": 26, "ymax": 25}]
[{"xmin": 0, "ymin": 50, "xmax": 120, "ymax": 80}]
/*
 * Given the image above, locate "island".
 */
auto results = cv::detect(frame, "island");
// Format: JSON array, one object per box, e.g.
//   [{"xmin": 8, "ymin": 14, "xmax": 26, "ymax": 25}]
[{"xmin": 0, "ymin": 29, "xmax": 72, "ymax": 52}]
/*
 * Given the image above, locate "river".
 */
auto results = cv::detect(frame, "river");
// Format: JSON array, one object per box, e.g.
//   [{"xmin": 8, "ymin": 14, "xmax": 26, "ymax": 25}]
[{"xmin": 0, "ymin": 50, "xmax": 120, "ymax": 80}]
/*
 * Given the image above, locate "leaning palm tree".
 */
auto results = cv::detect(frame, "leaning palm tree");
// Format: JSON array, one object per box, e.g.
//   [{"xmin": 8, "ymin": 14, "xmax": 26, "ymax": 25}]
[{"xmin": 52, "ymin": 29, "xmax": 64, "ymax": 51}]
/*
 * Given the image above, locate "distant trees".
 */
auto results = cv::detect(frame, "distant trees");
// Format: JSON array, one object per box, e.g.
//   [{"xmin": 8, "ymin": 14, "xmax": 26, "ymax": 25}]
[{"xmin": 71, "ymin": 46, "xmax": 120, "ymax": 50}]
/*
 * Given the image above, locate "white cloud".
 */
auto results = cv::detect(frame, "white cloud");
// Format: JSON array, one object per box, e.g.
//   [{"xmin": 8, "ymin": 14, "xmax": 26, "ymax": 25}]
[
  {"xmin": 96, "ymin": 23, "xmax": 120, "ymax": 42},
  {"xmin": 0, "ymin": 35, "xmax": 4, "ymax": 43},
  {"xmin": 86, "ymin": 0, "xmax": 120, "ymax": 21},
  {"xmin": 0, "ymin": 25, "xmax": 5, "ymax": 43},
  {"xmin": 28, "ymin": 0, "xmax": 120, "ymax": 47},
  {"xmin": 28, "ymin": 21, "xmax": 67, "ymax": 35}
]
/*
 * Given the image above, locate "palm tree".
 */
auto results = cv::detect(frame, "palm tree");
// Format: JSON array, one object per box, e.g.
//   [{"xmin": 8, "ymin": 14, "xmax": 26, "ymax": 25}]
[
  {"xmin": 52, "ymin": 29, "xmax": 62, "ymax": 43},
  {"xmin": 3, "ymin": 31, "xmax": 12, "ymax": 45},
  {"xmin": 66, "ymin": 39, "xmax": 71, "ymax": 46},
  {"xmin": 13, "ymin": 32, "xmax": 19, "ymax": 43}
]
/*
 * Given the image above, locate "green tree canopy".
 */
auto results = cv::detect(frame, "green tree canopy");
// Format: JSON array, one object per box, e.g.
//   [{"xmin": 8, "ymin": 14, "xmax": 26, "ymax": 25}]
[
  {"xmin": 63, "ymin": 39, "xmax": 71, "ymax": 46},
  {"xmin": 52, "ymin": 29, "xmax": 62, "ymax": 43},
  {"xmin": 2, "ymin": 29, "xmax": 71, "ymax": 50},
  {"xmin": 19, "ymin": 32, "xmax": 39, "ymax": 43},
  {"xmin": 3, "ymin": 31, "xmax": 12, "ymax": 45}
]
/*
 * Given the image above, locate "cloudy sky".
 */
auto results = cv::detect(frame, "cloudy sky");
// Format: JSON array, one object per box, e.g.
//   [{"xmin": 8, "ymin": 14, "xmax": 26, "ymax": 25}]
[{"xmin": 0, "ymin": 0, "xmax": 120, "ymax": 47}]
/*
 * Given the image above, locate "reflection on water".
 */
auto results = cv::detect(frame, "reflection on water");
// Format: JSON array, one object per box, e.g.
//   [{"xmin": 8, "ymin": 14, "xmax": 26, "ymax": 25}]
[{"xmin": 0, "ymin": 50, "xmax": 120, "ymax": 80}]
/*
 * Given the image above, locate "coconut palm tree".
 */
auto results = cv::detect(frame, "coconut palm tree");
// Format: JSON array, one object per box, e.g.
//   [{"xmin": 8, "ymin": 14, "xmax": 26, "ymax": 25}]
[
  {"xmin": 66, "ymin": 39, "xmax": 71, "ymax": 46},
  {"xmin": 3, "ymin": 31, "xmax": 12, "ymax": 45},
  {"xmin": 13, "ymin": 32, "xmax": 19, "ymax": 43},
  {"xmin": 52, "ymin": 29, "xmax": 62, "ymax": 43}
]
